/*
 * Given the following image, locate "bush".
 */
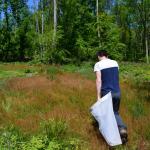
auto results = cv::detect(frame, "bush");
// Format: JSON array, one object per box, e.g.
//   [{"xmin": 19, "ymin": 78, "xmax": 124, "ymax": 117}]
[
  {"xmin": 24, "ymin": 69, "xmax": 32, "ymax": 73},
  {"xmin": 40, "ymin": 119, "xmax": 68, "ymax": 140},
  {"xmin": 0, "ymin": 120, "xmax": 86, "ymax": 150},
  {"xmin": 46, "ymin": 66, "xmax": 61, "ymax": 80},
  {"xmin": 0, "ymin": 126, "xmax": 25, "ymax": 150}
]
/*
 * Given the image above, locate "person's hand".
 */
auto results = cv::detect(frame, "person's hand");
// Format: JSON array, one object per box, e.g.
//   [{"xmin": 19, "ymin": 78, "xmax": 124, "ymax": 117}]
[{"xmin": 97, "ymin": 96, "xmax": 101, "ymax": 101}]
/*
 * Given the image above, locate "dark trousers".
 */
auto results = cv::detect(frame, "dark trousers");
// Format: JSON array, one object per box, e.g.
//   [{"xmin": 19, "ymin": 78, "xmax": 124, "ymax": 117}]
[{"xmin": 102, "ymin": 92, "xmax": 127, "ymax": 129}]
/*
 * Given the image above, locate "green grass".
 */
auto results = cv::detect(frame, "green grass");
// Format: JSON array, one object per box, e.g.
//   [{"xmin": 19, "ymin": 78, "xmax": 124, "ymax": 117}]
[
  {"xmin": 60, "ymin": 61, "xmax": 150, "ymax": 82},
  {"xmin": 0, "ymin": 63, "xmax": 39, "ymax": 79},
  {"xmin": 60, "ymin": 62, "xmax": 95, "ymax": 80},
  {"xmin": 46, "ymin": 66, "xmax": 62, "ymax": 80},
  {"xmin": 119, "ymin": 62, "xmax": 150, "ymax": 82},
  {"xmin": 0, "ymin": 70, "xmax": 25, "ymax": 78},
  {"xmin": 0, "ymin": 120, "xmax": 86, "ymax": 150},
  {"xmin": 0, "ymin": 62, "xmax": 149, "ymax": 150},
  {"xmin": 128, "ymin": 100, "xmax": 146, "ymax": 118},
  {"xmin": 0, "ymin": 61, "xmax": 149, "ymax": 82},
  {"xmin": 144, "ymin": 125, "xmax": 150, "ymax": 141}
]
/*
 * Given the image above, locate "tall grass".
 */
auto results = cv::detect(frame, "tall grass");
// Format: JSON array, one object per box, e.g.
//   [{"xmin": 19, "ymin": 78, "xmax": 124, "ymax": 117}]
[
  {"xmin": 0, "ymin": 120, "xmax": 86, "ymax": 150},
  {"xmin": 0, "ymin": 63, "xmax": 149, "ymax": 150}
]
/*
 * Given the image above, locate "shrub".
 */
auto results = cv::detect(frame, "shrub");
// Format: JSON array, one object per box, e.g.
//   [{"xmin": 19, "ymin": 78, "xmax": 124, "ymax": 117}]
[
  {"xmin": 24, "ymin": 69, "xmax": 32, "ymax": 73},
  {"xmin": 0, "ymin": 120, "xmax": 86, "ymax": 150},
  {"xmin": 40, "ymin": 119, "xmax": 68, "ymax": 140},
  {"xmin": 0, "ymin": 126, "xmax": 24, "ymax": 150},
  {"xmin": 46, "ymin": 66, "xmax": 61, "ymax": 80}
]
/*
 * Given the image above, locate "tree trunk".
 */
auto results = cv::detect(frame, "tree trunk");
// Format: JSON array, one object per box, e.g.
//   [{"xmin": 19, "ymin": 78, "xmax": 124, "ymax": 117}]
[
  {"xmin": 146, "ymin": 37, "xmax": 149, "ymax": 64},
  {"xmin": 41, "ymin": 0, "xmax": 44, "ymax": 59},
  {"xmin": 4, "ymin": 0, "xmax": 10, "ymax": 60},
  {"xmin": 33, "ymin": 0, "xmax": 39, "ymax": 33},
  {"xmin": 41, "ymin": 5, "xmax": 44, "ymax": 34},
  {"xmin": 53, "ymin": 0, "xmax": 57, "ymax": 47},
  {"xmin": 96, "ymin": 0, "xmax": 100, "ymax": 47},
  {"xmin": 144, "ymin": 0, "xmax": 149, "ymax": 64}
]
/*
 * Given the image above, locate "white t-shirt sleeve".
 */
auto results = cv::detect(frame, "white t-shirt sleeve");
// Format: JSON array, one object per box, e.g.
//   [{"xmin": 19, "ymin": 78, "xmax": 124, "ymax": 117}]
[
  {"xmin": 94, "ymin": 62, "xmax": 101, "ymax": 72},
  {"xmin": 115, "ymin": 61, "xmax": 119, "ymax": 69}
]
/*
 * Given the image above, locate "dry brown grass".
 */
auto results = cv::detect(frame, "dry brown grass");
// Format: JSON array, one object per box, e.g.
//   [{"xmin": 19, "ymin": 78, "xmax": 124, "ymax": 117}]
[{"xmin": 0, "ymin": 72, "xmax": 150, "ymax": 150}]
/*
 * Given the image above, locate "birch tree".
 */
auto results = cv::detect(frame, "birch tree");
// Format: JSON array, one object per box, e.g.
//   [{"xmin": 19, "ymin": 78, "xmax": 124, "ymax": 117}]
[
  {"xmin": 136, "ymin": 0, "xmax": 149, "ymax": 63},
  {"xmin": 33, "ymin": 0, "xmax": 39, "ymax": 33},
  {"xmin": 96, "ymin": 0, "xmax": 100, "ymax": 47},
  {"xmin": 53, "ymin": 0, "xmax": 57, "ymax": 47},
  {"xmin": 41, "ymin": 0, "xmax": 44, "ymax": 34}
]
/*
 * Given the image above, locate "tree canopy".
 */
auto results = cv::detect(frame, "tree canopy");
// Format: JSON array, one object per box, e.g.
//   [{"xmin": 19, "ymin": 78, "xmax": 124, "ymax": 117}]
[{"xmin": 0, "ymin": 0, "xmax": 149, "ymax": 63}]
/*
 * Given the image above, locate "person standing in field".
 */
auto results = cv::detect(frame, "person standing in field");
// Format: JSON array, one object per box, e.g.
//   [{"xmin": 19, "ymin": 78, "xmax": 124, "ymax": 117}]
[{"xmin": 94, "ymin": 50, "xmax": 128, "ymax": 144}]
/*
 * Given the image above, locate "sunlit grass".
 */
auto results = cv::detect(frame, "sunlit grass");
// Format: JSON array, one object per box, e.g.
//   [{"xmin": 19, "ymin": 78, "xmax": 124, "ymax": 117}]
[
  {"xmin": 0, "ymin": 62, "xmax": 149, "ymax": 149},
  {"xmin": 0, "ymin": 63, "xmax": 41, "ymax": 79}
]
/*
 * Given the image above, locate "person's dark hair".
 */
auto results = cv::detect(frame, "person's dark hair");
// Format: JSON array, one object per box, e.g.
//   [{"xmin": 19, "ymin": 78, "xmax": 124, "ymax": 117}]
[{"xmin": 96, "ymin": 50, "xmax": 108, "ymax": 57}]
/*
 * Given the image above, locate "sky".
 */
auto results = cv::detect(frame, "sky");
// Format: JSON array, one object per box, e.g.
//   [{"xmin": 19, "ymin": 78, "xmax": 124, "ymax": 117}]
[
  {"xmin": 27, "ymin": 0, "xmax": 39, "ymax": 11},
  {"xmin": 28, "ymin": 0, "xmax": 34, "ymax": 8},
  {"xmin": 0, "ymin": 0, "xmax": 38, "ymax": 19}
]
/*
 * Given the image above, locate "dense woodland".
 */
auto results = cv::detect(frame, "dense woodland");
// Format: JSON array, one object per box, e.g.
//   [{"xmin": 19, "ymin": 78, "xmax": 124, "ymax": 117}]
[{"xmin": 0, "ymin": 0, "xmax": 149, "ymax": 64}]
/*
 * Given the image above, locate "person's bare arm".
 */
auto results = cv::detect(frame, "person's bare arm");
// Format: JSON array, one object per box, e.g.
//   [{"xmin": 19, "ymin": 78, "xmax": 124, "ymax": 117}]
[{"xmin": 95, "ymin": 71, "xmax": 101, "ymax": 100}]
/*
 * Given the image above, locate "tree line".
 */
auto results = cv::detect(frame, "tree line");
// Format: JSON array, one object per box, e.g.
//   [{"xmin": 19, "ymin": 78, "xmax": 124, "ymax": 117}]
[{"xmin": 0, "ymin": 0, "xmax": 149, "ymax": 64}]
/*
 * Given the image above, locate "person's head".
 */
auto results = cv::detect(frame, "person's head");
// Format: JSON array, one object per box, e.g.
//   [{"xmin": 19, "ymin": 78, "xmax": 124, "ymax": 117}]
[{"xmin": 96, "ymin": 50, "xmax": 108, "ymax": 61}]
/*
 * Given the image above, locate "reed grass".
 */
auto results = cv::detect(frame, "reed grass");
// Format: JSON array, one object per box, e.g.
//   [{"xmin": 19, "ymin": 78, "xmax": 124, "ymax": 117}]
[{"xmin": 0, "ymin": 63, "xmax": 149, "ymax": 149}]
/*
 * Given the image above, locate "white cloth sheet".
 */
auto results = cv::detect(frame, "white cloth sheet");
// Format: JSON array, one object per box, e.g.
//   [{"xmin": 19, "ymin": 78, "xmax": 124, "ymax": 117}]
[{"xmin": 90, "ymin": 92, "xmax": 122, "ymax": 146}]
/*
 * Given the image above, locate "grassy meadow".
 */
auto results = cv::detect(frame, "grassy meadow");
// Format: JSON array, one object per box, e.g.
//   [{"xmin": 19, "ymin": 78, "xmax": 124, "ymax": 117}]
[{"xmin": 0, "ymin": 62, "xmax": 150, "ymax": 150}]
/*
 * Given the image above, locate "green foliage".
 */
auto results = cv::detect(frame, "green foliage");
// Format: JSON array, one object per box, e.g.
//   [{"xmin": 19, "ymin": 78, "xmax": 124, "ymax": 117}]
[
  {"xmin": 128, "ymin": 100, "xmax": 145, "ymax": 118},
  {"xmin": 0, "ymin": 0, "xmax": 149, "ymax": 63},
  {"xmin": 0, "ymin": 63, "xmax": 149, "ymax": 149},
  {"xmin": 0, "ymin": 61, "xmax": 149, "ymax": 82},
  {"xmin": 97, "ymin": 13, "xmax": 126, "ymax": 60},
  {"xmin": 60, "ymin": 62, "xmax": 95, "ymax": 80},
  {"xmin": 0, "ymin": 120, "xmax": 85, "ymax": 150},
  {"xmin": 0, "ymin": 79, "xmax": 6, "ymax": 90},
  {"xmin": 0, "ymin": 126, "xmax": 24, "ymax": 150},
  {"xmin": 0, "ymin": 70, "xmax": 25, "ymax": 79},
  {"xmin": 2, "ymin": 97, "xmax": 12, "ymax": 112},
  {"xmin": 46, "ymin": 66, "xmax": 61, "ymax": 80},
  {"xmin": 0, "ymin": 0, "xmax": 32, "ymax": 61},
  {"xmin": 40, "ymin": 119, "xmax": 68, "ymax": 140},
  {"xmin": 24, "ymin": 69, "xmax": 32, "ymax": 73},
  {"xmin": 144, "ymin": 126, "xmax": 150, "ymax": 141},
  {"xmin": 21, "ymin": 135, "xmax": 47, "ymax": 150},
  {"xmin": 59, "ymin": 61, "xmax": 150, "ymax": 82},
  {"xmin": 119, "ymin": 62, "xmax": 150, "ymax": 82},
  {"xmin": 0, "ymin": 63, "xmax": 39, "ymax": 79},
  {"xmin": 144, "ymin": 125, "xmax": 150, "ymax": 141}
]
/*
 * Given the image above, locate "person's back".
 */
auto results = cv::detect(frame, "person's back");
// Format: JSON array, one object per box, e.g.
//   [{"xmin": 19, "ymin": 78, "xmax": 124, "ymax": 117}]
[{"xmin": 94, "ymin": 58, "xmax": 120, "ymax": 96}]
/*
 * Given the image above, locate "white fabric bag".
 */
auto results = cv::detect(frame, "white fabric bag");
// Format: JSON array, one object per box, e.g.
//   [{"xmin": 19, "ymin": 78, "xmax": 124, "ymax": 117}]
[{"xmin": 90, "ymin": 92, "xmax": 122, "ymax": 146}]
